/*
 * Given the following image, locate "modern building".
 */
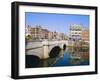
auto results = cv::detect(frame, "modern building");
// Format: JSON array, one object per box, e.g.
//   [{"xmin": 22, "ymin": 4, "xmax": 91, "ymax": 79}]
[{"xmin": 69, "ymin": 24, "xmax": 83, "ymax": 41}]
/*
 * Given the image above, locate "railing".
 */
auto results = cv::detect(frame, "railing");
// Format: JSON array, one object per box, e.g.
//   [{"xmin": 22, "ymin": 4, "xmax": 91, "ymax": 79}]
[
  {"xmin": 26, "ymin": 43, "xmax": 62, "ymax": 51},
  {"xmin": 26, "ymin": 46, "xmax": 43, "ymax": 50},
  {"xmin": 26, "ymin": 40, "xmax": 68, "ymax": 50}
]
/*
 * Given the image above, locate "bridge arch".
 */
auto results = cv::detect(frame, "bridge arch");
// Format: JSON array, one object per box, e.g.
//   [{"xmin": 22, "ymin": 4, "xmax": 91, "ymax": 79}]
[
  {"xmin": 49, "ymin": 46, "xmax": 61, "ymax": 58},
  {"xmin": 63, "ymin": 44, "xmax": 67, "ymax": 50}
]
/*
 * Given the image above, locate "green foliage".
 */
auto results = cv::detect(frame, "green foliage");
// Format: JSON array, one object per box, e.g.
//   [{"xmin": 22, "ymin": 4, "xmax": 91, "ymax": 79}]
[{"xmin": 25, "ymin": 35, "xmax": 32, "ymax": 41}]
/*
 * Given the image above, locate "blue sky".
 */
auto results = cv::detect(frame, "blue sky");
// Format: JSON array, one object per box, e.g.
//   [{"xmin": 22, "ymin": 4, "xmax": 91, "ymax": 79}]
[{"xmin": 25, "ymin": 12, "xmax": 89, "ymax": 35}]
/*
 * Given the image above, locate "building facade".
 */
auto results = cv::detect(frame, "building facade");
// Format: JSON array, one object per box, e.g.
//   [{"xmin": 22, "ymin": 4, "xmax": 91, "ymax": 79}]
[
  {"xmin": 25, "ymin": 25, "xmax": 32, "ymax": 36},
  {"xmin": 69, "ymin": 24, "xmax": 89, "ymax": 47},
  {"xmin": 69, "ymin": 24, "xmax": 83, "ymax": 41},
  {"xmin": 30, "ymin": 25, "xmax": 50, "ymax": 40},
  {"xmin": 82, "ymin": 28, "xmax": 89, "ymax": 42},
  {"xmin": 81, "ymin": 28, "xmax": 89, "ymax": 47},
  {"xmin": 25, "ymin": 25, "xmax": 67, "ymax": 41}
]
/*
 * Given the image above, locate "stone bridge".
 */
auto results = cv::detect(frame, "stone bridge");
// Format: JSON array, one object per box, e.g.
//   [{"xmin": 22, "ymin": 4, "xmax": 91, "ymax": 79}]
[{"xmin": 26, "ymin": 40, "xmax": 68, "ymax": 59}]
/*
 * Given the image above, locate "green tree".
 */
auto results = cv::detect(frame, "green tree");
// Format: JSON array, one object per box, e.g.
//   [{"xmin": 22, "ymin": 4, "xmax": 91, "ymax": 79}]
[{"xmin": 25, "ymin": 35, "xmax": 32, "ymax": 41}]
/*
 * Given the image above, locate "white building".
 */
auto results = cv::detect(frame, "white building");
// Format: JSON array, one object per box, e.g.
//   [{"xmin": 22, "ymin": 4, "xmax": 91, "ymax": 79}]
[
  {"xmin": 69, "ymin": 24, "xmax": 83, "ymax": 41},
  {"xmin": 25, "ymin": 25, "xmax": 32, "ymax": 36}
]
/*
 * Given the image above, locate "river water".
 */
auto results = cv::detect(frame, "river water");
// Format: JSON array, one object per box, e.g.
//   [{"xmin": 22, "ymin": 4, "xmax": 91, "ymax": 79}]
[
  {"xmin": 39, "ymin": 47, "xmax": 89, "ymax": 67},
  {"xmin": 52, "ymin": 50, "xmax": 89, "ymax": 67},
  {"xmin": 26, "ymin": 46, "xmax": 89, "ymax": 68}
]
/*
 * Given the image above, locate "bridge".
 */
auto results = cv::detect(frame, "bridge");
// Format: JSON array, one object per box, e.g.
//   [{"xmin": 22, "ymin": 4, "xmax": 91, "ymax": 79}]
[{"xmin": 26, "ymin": 40, "xmax": 68, "ymax": 59}]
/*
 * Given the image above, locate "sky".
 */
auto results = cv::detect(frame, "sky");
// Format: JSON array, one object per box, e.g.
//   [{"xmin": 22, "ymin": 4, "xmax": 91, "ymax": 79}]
[{"xmin": 25, "ymin": 12, "xmax": 89, "ymax": 35}]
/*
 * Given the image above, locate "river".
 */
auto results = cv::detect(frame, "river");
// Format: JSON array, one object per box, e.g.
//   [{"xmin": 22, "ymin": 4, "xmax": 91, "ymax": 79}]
[{"xmin": 26, "ymin": 46, "xmax": 89, "ymax": 68}]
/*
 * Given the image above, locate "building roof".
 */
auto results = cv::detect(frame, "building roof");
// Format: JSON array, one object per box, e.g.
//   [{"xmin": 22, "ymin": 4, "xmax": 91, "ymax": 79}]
[{"xmin": 70, "ymin": 24, "xmax": 83, "ymax": 30}]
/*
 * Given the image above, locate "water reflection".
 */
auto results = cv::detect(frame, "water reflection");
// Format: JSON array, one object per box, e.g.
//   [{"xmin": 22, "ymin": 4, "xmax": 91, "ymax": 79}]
[
  {"xmin": 52, "ymin": 47, "xmax": 89, "ymax": 67},
  {"xmin": 26, "ymin": 46, "xmax": 89, "ymax": 68},
  {"xmin": 41, "ymin": 46, "xmax": 89, "ymax": 67}
]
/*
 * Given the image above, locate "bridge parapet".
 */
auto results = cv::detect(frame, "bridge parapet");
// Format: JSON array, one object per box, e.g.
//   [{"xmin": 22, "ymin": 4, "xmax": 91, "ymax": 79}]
[
  {"xmin": 26, "ymin": 40, "xmax": 68, "ymax": 59},
  {"xmin": 42, "ymin": 40, "xmax": 68, "ymax": 59}
]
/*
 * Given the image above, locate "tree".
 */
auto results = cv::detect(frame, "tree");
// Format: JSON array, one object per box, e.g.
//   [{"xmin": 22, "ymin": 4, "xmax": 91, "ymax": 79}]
[{"xmin": 25, "ymin": 35, "xmax": 32, "ymax": 41}]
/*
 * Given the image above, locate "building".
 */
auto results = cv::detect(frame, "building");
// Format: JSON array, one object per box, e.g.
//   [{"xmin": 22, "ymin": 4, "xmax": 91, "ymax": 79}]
[
  {"xmin": 68, "ymin": 24, "xmax": 83, "ymax": 47},
  {"xmin": 69, "ymin": 24, "xmax": 83, "ymax": 41},
  {"xmin": 56, "ymin": 32, "xmax": 67, "ymax": 40},
  {"xmin": 81, "ymin": 28, "xmax": 89, "ymax": 47},
  {"xmin": 26, "ymin": 25, "xmax": 50, "ymax": 40},
  {"xmin": 82, "ymin": 28, "xmax": 89, "ymax": 42},
  {"xmin": 69, "ymin": 24, "xmax": 89, "ymax": 47},
  {"xmin": 30, "ymin": 25, "xmax": 43, "ymax": 40},
  {"xmin": 42, "ymin": 29, "xmax": 49, "ymax": 39},
  {"xmin": 25, "ymin": 25, "xmax": 32, "ymax": 36},
  {"xmin": 48, "ymin": 32, "xmax": 54, "ymax": 40},
  {"xmin": 26, "ymin": 25, "xmax": 67, "ymax": 41}
]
